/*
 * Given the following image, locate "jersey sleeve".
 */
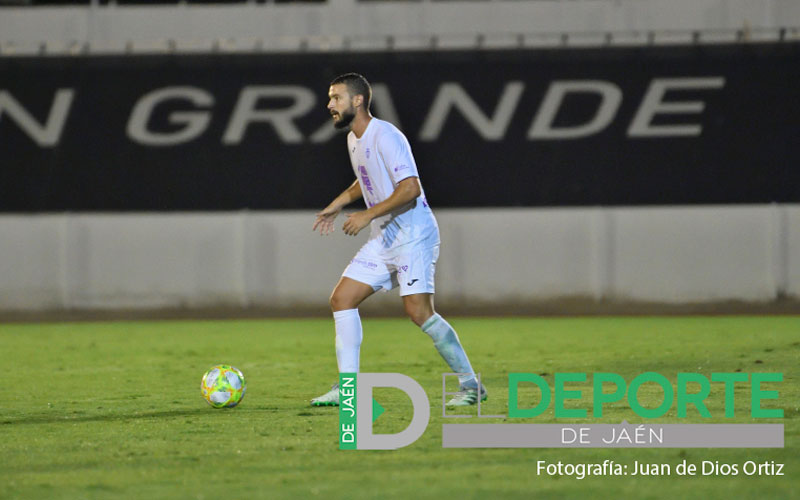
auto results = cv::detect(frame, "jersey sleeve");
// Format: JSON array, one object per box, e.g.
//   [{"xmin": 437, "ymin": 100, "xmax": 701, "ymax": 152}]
[{"xmin": 378, "ymin": 128, "xmax": 420, "ymax": 184}]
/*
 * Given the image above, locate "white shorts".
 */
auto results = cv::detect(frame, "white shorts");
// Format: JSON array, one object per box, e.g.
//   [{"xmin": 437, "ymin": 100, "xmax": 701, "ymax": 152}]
[{"xmin": 342, "ymin": 238, "xmax": 439, "ymax": 296}]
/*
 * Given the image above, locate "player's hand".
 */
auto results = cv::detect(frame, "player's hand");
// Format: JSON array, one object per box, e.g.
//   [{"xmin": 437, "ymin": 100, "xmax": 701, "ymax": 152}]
[
  {"xmin": 313, "ymin": 207, "xmax": 341, "ymax": 235},
  {"xmin": 343, "ymin": 211, "xmax": 372, "ymax": 236}
]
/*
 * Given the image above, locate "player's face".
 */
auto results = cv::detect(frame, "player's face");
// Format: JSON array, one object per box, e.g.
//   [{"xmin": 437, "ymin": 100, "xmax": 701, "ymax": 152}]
[{"xmin": 328, "ymin": 83, "xmax": 356, "ymax": 130}]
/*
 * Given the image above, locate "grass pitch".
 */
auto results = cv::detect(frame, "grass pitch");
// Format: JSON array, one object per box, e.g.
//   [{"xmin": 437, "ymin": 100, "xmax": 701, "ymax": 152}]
[{"xmin": 1, "ymin": 316, "xmax": 797, "ymax": 499}]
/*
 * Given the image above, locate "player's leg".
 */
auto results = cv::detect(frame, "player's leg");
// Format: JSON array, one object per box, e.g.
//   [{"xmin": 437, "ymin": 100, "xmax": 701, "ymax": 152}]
[
  {"xmin": 312, "ymin": 243, "xmax": 392, "ymax": 407},
  {"xmin": 401, "ymin": 292, "xmax": 435, "ymax": 327},
  {"xmin": 330, "ymin": 276, "xmax": 375, "ymax": 312},
  {"xmin": 403, "ymin": 293, "xmax": 484, "ymax": 400},
  {"xmin": 311, "ymin": 277, "xmax": 375, "ymax": 407},
  {"xmin": 398, "ymin": 246, "xmax": 486, "ymax": 406},
  {"xmin": 330, "ymin": 276, "xmax": 375, "ymax": 373}
]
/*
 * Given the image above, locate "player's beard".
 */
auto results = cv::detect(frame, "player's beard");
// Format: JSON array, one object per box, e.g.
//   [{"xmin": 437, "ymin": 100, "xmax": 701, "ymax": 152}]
[{"xmin": 333, "ymin": 107, "xmax": 356, "ymax": 129}]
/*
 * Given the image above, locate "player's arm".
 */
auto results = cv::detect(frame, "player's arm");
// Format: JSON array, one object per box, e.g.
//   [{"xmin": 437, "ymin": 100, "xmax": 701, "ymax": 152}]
[
  {"xmin": 342, "ymin": 177, "xmax": 421, "ymax": 236},
  {"xmin": 313, "ymin": 179, "xmax": 363, "ymax": 235}
]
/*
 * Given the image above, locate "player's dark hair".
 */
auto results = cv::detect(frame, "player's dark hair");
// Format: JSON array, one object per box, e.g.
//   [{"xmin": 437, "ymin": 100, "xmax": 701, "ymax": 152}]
[{"xmin": 330, "ymin": 73, "xmax": 372, "ymax": 110}]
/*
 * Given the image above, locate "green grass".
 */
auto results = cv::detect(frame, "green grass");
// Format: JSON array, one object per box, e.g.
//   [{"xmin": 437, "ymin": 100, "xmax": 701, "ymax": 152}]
[{"xmin": 0, "ymin": 316, "xmax": 798, "ymax": 499}]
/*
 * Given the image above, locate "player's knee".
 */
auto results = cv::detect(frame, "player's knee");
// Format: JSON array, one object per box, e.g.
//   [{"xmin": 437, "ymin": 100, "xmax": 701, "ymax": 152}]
[
  {"xmin": 329, "ymin": 291, "xmax": 350, "ymax": 312},
  {"xmin": 405, "ymin": 303, "xmax": 432, "ymax": 327},
  {"xmin": 409, "ymin": 314, "xmax": 427, "ymax": 327}
]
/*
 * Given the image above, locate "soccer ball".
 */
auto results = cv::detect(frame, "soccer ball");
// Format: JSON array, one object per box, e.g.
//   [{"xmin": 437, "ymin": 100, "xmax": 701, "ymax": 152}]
[{"xmin": 201, "ymin": 365, "xmax": 246, "ymax": 408}]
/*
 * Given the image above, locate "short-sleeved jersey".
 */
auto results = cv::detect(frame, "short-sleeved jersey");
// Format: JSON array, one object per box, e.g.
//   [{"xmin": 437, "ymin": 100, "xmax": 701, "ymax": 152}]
[{"xmin": 347, "ymin": 118, "xmax": 439, "ymax": 255}]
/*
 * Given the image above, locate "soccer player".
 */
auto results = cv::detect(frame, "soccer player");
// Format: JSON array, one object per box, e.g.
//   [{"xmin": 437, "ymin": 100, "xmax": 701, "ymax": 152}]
[{"xmin": 310, "ymin": 73, "xmax": 486, "ymax": 407}]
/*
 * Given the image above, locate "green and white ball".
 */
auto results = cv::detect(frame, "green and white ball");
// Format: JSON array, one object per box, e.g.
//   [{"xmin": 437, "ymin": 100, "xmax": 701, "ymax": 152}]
[{"xmin": 201, "ymin": 365, "xmax": 246, "ymax": 408}]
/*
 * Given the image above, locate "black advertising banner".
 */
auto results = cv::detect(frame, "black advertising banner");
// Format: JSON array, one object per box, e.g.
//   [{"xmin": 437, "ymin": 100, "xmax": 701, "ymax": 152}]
[{"xmin": 1, "ymin": 44, "xmax": 798, "ymax": 211}]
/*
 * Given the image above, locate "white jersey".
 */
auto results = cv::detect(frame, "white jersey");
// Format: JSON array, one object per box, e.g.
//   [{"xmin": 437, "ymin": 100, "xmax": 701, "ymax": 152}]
[{"xmin": 347, "ymin": 118, "xmax": 439, "ymax": 255}]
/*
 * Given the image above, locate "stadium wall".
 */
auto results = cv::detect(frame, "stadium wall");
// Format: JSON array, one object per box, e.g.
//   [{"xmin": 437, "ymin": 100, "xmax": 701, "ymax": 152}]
[
  {"xmin": 1, "ymin": 205, "xmax": 798, "ymax": 312},
  {"xmin": 2, "ymin": 44, "xmax": 798, "ymax": 313},
  {"xmin": 1, "ymin": 0, "xmax": 799, "ymax": 54}
]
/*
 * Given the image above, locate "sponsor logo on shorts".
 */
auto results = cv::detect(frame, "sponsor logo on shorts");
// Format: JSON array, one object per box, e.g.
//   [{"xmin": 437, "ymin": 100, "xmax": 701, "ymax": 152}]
[
  {"xmin": 397, "ymin": 265, "xmax": 409, "ymax": 275},
  {"xmin": 352, "ymin": 258, "xmax": 378, "ymax": 270},
  {"xmin": 407, "ymin": 279, "xmax": 419, "ymax": 286}
]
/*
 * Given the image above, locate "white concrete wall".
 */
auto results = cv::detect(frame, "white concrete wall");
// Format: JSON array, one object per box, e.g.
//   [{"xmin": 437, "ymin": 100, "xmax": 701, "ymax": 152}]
[
  {"xmin": 1, "ymin": 206, "xmax": 797, "ymax": 311},
  {"xmin": 1, "ymin": 0, "xmax": 799, "ymax": 54}
]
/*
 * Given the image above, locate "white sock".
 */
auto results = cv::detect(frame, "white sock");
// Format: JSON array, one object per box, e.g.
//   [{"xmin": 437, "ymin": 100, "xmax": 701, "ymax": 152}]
[
  {"xmin": 334, "ymin": 308, "xmax": 362, "ymax": 373},
  {"xmin": 421, "ymin": 313, "xmax": 476, "ymax": 386}
]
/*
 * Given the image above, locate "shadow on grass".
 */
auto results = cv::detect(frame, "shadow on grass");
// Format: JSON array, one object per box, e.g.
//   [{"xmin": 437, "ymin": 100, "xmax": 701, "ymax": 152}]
[{"xmin": 0, "ymin": 405, "xmax": 281, "ymax": 426}]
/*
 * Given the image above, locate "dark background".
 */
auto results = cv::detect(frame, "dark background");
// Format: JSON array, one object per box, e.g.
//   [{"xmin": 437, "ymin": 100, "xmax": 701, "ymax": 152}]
[{"xmin": 1, "ymin": 43, "xmax": 798, "ymax": 211}]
